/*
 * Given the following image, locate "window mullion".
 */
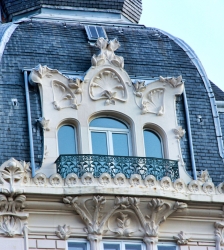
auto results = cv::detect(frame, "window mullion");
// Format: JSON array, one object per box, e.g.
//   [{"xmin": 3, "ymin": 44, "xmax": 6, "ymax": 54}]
[{"xmin": 108, "ymin": 131, "xmax": 113, "ymax": 155}]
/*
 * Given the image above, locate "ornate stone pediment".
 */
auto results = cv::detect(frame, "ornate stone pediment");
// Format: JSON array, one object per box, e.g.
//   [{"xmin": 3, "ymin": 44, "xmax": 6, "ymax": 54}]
[{"xmin": 85, "ymin": 38, "xmax": 131, "ymax": 105}]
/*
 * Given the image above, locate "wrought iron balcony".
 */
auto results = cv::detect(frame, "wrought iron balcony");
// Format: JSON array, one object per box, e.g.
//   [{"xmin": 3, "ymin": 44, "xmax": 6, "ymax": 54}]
[{"xmin": 55, "ymin": 154, "xmax": 179, "ymax": 181}]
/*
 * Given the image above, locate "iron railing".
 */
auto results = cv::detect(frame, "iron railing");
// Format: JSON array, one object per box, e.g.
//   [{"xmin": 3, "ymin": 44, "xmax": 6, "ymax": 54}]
[{"xmin": 55, "ymin": 154, "xmax": 179, "ymax": 181}]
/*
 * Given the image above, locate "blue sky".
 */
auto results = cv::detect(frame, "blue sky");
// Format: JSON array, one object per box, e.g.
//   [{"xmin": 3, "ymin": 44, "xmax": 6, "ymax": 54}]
[{"xmin": 140, "ymin": 0, "xmax": 224, "ymax": 91}]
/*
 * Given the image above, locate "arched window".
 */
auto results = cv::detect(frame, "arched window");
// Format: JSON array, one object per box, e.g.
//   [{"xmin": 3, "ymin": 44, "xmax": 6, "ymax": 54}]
[
  {"xmin": 58, "ymin": 125, "xmax": 77, "ymax": 155},
  {"xmin": 143, "ymin": 130, "xmax": 163, "ymax": 158},
  {"xmin": 90, "ymin": 117, "xmax": 130, "ymax": 156}
]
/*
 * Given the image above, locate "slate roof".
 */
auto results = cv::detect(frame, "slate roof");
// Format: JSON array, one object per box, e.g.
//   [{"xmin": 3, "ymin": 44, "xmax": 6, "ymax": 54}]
[
  {"xmin": 210, "ymin": 81, "xmax": 224, "ymax": 101},
  {"xmin": 0, "ymin": 19, "xmax": 223, "ymax": 183},
  {"xmin": 1, "ymin": 0, "xmax": 142, "ymax": 23}
]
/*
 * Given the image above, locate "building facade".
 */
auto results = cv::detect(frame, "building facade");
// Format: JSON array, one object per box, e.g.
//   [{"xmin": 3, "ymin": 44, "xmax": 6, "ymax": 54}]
[{"xmin": 0, "ymin": 1, "xmax": 224, "ymax": 250}]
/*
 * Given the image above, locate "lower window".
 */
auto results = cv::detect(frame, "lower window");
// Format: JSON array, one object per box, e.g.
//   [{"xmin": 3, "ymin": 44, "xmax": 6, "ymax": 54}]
[
  {"xmin": 103, "ymin": 241, "xmax": 144, "ymax": 250},
  {"xmin": 68, "ymin": 242, "xmax": 88, "ymax": 250}
]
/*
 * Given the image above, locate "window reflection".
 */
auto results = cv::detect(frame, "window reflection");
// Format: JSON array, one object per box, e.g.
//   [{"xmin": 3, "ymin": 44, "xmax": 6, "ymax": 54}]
[
  {"xmin": 144, "ymin": 130, "xmax": 163, "ymax": 158},
  {"xmin": 58, "ymin": 125, "xmax": 77, "ymax": 155}
]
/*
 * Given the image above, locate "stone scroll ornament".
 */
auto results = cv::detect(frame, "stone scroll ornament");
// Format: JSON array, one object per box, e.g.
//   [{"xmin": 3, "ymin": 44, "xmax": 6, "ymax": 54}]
[
  {"xmin": 0, "ymin": 158, "xmax": 29, "ymax": 237},
  {"xmin": 63, "ymin": 196, "xmax": 187, "ymax": 250},
  {"xmin": 86, "ymin": 37, "xmax": 132, "ymax": 106},
  {"xmin": 29, "ymin": 64, "xmax": 83, "ymax": 110},
  {"xmin": 133, "ymin": 76, "xmax": 184, "ymax": 115}
]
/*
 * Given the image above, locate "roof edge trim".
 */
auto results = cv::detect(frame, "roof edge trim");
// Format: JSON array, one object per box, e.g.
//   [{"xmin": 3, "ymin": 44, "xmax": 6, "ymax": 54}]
[
  {"xmin": 0, "ymin": 23, "xmax": 19, "ymax": 63},
  {"xmin": 157, "ymin": 28, "xmax": 224, "ymax": 160}
]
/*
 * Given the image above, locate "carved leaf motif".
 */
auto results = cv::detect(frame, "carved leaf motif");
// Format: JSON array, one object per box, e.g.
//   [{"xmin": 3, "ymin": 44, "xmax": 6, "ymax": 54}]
[
  {"xmin": 117, "ymin": 218, "xmax": 124, "ymax": 228},
  {"xmin": 125, "ymin": 218, "xmax": 131, "ymax": 227}
]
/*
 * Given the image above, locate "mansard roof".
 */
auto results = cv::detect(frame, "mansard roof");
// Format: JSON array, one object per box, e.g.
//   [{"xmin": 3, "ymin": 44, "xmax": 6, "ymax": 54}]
[
  {"xmin": 1, "ymin": 0, "xmax": 142, "ymax": 23},
  {"xmin": 0, "ymin": 19, "xmax": 223, "ymax": 183}
]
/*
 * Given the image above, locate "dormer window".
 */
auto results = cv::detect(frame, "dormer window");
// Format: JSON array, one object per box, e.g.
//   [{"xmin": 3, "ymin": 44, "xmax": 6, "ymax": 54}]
[
  {"xmin": 89, "ymin": 117, "xmax": 131, "ymax": 156},
  {"xmin": 85, "ymin": 25, "xmax": 107, "ymax": 41},
  {"xmin": 58, "ymin": 125, "xmax": 77, "ymax": 155}
]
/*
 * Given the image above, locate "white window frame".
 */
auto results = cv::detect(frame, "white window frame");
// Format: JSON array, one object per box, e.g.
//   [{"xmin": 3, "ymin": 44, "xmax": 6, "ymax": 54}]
[
  {"xmin": 85, "ymin": 25, "xmax": 107, "ymax": 41},
  {"xmin": 102, "ymin": 240, "xmax": 145, "ymax": 250},
  {"xmin": 89, "ymin": 126, "xmax": 132, "ymax": 156},
  {"xmin": 67, "ymin": 239, "xmax": 90, "ymax": 250}
]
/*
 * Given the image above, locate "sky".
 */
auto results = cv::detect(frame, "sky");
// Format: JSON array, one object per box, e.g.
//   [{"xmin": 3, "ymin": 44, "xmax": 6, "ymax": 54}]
[{"xmin": 140, "ymin": 0, "xmax": 224, "ymax": 91}]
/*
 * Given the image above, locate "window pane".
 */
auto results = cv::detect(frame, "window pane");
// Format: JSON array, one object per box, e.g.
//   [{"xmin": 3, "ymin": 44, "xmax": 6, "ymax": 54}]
[
  {"xmin": 96, "ymin": 26, "xmax": 106, "ymax": 38},
  {"xmin": 157, "ymin": 246, "xmax": 176, "ymax": 250},
  {"xmin": 104, "ymin": 243, "xmax": 120, "ymax": 250},
  {"xmin": 58, "ymin": 125, "xmax": 76, "ymax": 155},
  {"xmin": 68, "ymin": 242, "xmax": 87, "ymax": 250},
  {"xmin": 144, "ymin": 130, "xmax": 162, "ymax": 158},
  {"xmin": 113, "ymin": 133, "xmax": 129, "ymax": 156},
  {"xmin": 89, "ymin": 26, "xmax": 98, "ymax": 39},
  {"xmin": 91, "ymin": 132, "xmax": 108, "ymax": 155},
  {"xmin": 125, "ymin": 244, "xmax": 142, "ymax": 250},
  {"xmin": 90, "ymin": 118, "xmax": 127, "ymax": 129}
]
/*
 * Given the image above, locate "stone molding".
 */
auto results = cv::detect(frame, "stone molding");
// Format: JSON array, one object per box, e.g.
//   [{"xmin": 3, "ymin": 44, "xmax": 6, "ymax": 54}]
[
  {"xmin": 63, "ymin": 196, "xmax": 187, "ymax": 250},
  {"xmin": 0, "ymin": 158, "xmax": 29, "ymax": 237},
  {"xmin": 0, "ymin": 159, "xmax": 223, "ymax": 202}
]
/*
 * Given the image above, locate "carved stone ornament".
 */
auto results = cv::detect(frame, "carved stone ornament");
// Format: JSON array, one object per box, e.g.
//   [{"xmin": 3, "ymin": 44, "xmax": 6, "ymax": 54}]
[
  {"xmin": 202, "ymin": 182, "xmax": 215, "ymax": 194},
  {"xmin": 217, "ymin": 183, "xmax": 224, "ymax": 194},
  {"xmin": 160, "ymin": 177, "xmax": 172, "ymax": 190},
  {"xmin": 56, "ymin": 224, "xmax": 71, "ymax": 240},
  {"xmin": 214, "ymin": 221, "xmax": 224, "ymax": 250},
  {"xmin": 36, "ymin": 117, "xmax": 50, "ymax": 131},
  {"xmin": 49, "ymin": 173, "xmax": 63, "ymax": 186},
  {"xmin": 114, "ymin": 173, "xmax": 126, "ymax": 186},
  {"xmin": 33, "ymin": 173, "xmax": 47, "ymax": 186},
  {"xmin": 99, "ymin": 173, "xmax": 111, "ymax": 186},
  {"xmin": 108, "ymin": 211, "xmax": 140, "ymax": 236},
  {"xmin": 197, "ymin": 169, "xmax": 211, "ymax": 183},
  {"xmin": 129, "ymin": 174, "xmax": 141, "ymax": 186},
  {"xmin": 29, "ymin": 64, "xmax": 83, "ymax": 110},
  {"xmin": 0, "ymin": 159, "xmax": 28, "ymax": 238},
  {"xmin": 173, "ymin": 178, "xmax": 185, "ymax": 192},
  {"xmin": 133, "ymin": 84, "xmax": 165, "ymax": 116},
  {"xmin": 65, "ymin": 173, "xmax": 78, "ymax": 187},
  {"xmin": 188, "ymin": 180, "xmax": 200, "ymax": 193},
  {"xmin": 85, "ymin": 37, "xmax": 132, "ymax": 106},
  {"xmin": 63, "ymin": 196, "xmax": 187, "ymax": 250},
  {"xmin": 173, "ymin": 231, "xmax": 191, "ymax": 245},
  {"xmin": 144, "ymin": 175, "xmax": 157, "ymax": 187},
  {"xmin": 173, "ymin": 126, "xmax": 186, "ymax": 139},
  {"xmin": 81, "ymin": 173, "xmax": 94, "ymax": 185},
  {"xmin": 133, "ymin": 76, "xmax": 184, "ymax": 116},
  {"xmin": 159, "ymin": 75, "xmax": 184, "ymax": 88}
]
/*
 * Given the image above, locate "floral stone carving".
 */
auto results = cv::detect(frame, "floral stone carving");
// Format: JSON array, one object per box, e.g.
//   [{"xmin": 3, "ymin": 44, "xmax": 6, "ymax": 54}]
[
  {"xmin": 29, "ymin": 64, "xmax": 83, "ymax": 110},
  {"xmin": 92, "ymin": 38, "xmax": 124, "ymax": 69},
  {"xmin": 89, "ymin": 70, "xmax": 128, "ymax": 105},
  {"xmin": 36, "ymin": 117, "xmax": 50, "ymax": 131},
  {"xmin": 0, "ymin": 160, "xmax": 28, "ymax": 238},
  {"xmin": 108, "ymin": 211, "xmax": 139, "ymax": 236},
  {"xmin": 159, "ymin": 75, "xmax": 184, "ymax": 88},
  {"xmin": 215, "ymin": 221, "xmax": 224, "ymax": 250},
  {"xmin": 133, "ymin": 84, "xmax": 165, "ymax": 115},
  {"xmin": 52, "ymin": 78, "xmax": 83, "ymax": 110},
  {"xmin": 56, "ymin": 224, "xmax": 71, "ymax": 240},
  {"xmin": 173, "ymin": 126, "xmax": 186, "ymax": 139},
  {"xmin": 174, "ymin": 231, "xmax": 191, "ymax": 245},
  {"xmin": 85, "ymin": 37, "xmax": 132, "ymax": 106}
]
